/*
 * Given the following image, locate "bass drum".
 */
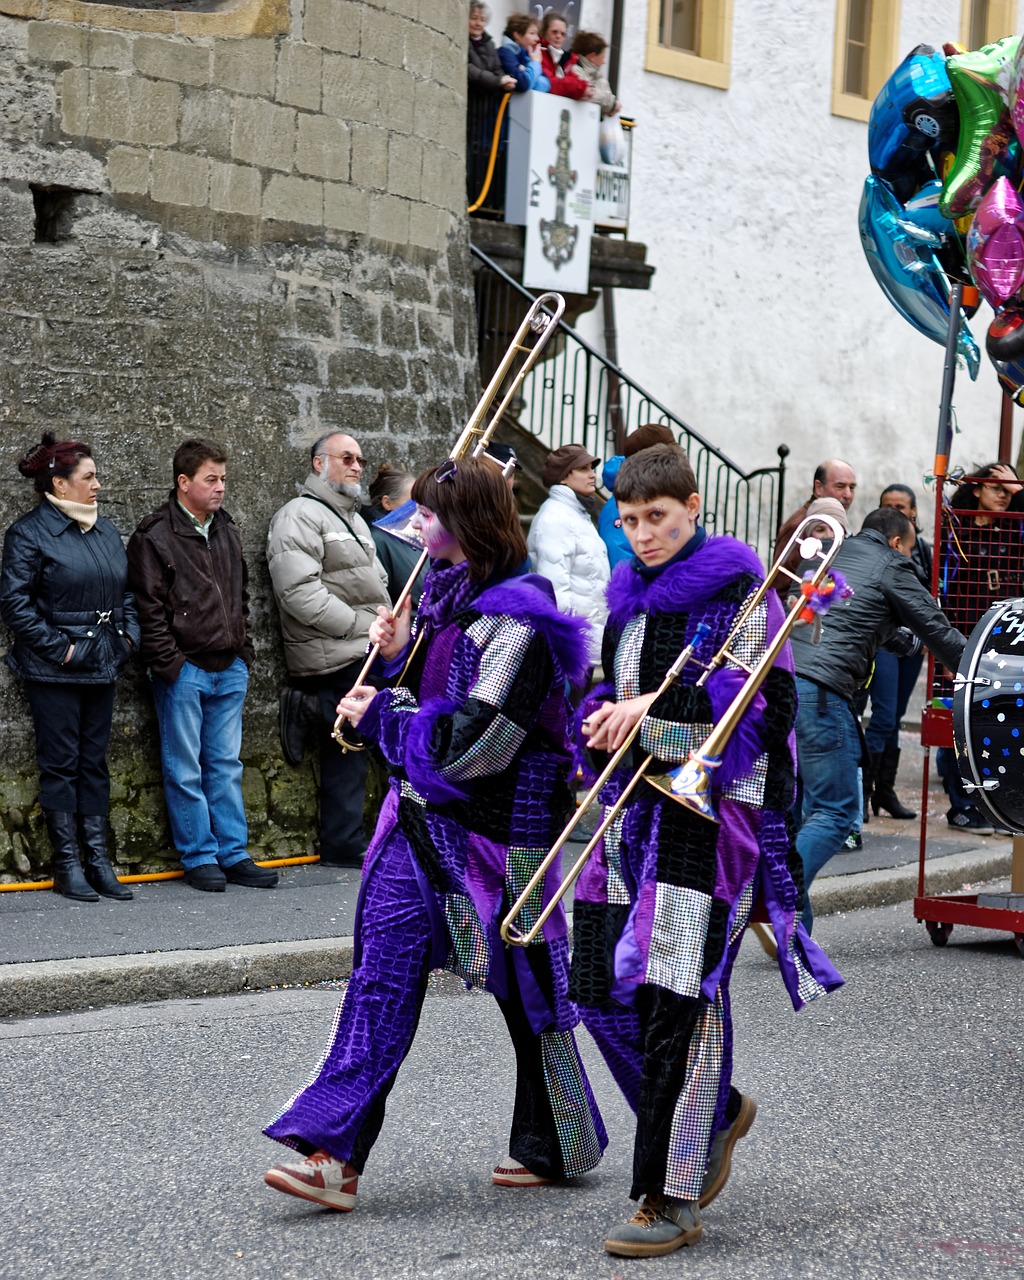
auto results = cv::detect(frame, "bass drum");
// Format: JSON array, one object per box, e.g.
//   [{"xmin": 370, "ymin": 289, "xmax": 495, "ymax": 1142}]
[{"xmin": 952, "ymin": 598, "xmax": 1024, "ymax": 833}]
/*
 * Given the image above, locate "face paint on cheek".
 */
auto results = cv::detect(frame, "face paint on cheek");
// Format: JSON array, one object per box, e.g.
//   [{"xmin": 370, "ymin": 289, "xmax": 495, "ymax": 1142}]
[
  {"xmin": 668, "ymin": 527, "xmax": 681, "ymax": 540},
  {"xmin": 422, "ymin": 515, "xmax": 456, "ymax": 558}
]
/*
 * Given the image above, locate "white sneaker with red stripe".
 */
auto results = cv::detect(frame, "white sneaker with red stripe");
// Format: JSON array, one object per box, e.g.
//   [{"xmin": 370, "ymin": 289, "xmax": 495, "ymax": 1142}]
[
  {"xmin": 264, "ymin": 1149, "xmax": 359, "ymax": 1211},
  {"xmin": 492, "ymin": 1159, "xmax": 554, "ymax": 1187}
]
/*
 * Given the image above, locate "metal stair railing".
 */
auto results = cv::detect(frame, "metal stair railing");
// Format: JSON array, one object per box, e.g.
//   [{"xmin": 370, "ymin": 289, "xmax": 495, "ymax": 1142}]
[{"xmin": 472, "ymin": 243, "xmax": 789, "ymax": 563}]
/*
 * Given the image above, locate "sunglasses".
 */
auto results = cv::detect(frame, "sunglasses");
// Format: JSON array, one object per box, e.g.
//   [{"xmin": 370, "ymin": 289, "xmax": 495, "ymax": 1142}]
[
  {"xmin": 436, "ymin": 458, "xmax": 458, "ymax": 484},
  {"xmin": 322, "ymin": 452, "xmax": 366, "ymax": 468}
]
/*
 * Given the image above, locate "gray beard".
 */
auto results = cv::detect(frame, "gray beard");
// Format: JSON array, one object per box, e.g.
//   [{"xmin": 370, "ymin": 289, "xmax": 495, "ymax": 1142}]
[{"xmin": 325, "ymin": 479, "xmax": 363, "ymax": 501}]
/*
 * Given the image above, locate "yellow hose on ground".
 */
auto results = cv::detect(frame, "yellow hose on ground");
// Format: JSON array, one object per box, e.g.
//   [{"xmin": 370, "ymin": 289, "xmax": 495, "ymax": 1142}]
[{"xmin": 0, "ymin": 853, "xmax": 320, "ymax": 892}]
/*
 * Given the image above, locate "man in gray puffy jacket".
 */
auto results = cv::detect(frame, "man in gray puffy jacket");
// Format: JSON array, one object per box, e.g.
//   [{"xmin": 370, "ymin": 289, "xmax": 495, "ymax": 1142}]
[
  {"xmin": 267, "ymin": 433, "xmax": 390, "ymax": 867},
  {"xmin": 791, "ymin": 506, "xmax": 965, "ymax": 928}
]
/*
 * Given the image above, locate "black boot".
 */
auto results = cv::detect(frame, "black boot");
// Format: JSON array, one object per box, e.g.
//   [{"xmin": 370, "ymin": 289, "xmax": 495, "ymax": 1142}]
[
  {"xmin": 78, "ymin": 814, "xmax": 133, "ymax": 900},
  {"xmin": 873, "ymin": 746, "xmax": 917, "ymax": 819},
  {"xmin": 45, "ymin": 810, "xmax": 99, "ymax": 902}
]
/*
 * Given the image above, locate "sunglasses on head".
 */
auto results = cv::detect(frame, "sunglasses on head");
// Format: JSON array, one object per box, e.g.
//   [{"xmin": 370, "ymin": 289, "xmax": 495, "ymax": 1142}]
[{"xmin": 436, "ymin": 458, "xmax": 458, "ymax": 484}]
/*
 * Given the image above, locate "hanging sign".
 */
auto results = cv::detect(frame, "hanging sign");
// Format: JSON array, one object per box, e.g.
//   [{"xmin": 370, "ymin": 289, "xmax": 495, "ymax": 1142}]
[{"xmin": 506, "ymin": 93, "xmax": 599, "ymax": 294}]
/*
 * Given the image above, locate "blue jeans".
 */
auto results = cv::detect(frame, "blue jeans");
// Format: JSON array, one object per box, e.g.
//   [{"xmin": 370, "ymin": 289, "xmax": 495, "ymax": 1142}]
[
  {"xmin": 794, "ymin": 677, "xmax": 863, "ymax": 931},
  {"xmin": 936, "ymin": 746, "xmax": 974, "ymax": 813},
  {"xmin": 865, "ymin": 649, "xmax": 924, "ymax": 754},
  {"xmin": 152, "ymin": 658, "xmax": 250, "ymax": 871}
]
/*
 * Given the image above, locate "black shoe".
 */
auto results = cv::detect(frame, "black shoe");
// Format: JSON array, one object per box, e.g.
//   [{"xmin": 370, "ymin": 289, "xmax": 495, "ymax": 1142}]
[
  {"xmin": 224, "ymin": 858, "xmax": 279, "ymax": 888},
  {"xmin": 279, "ymin": 688, "xmax": 318, "ymax": 767},
  {"xmin": 318, "ymin": 848, "xmax": 365, "ymax": 869},
  {"xmin": 946, "ymin": 807, "xmax": 994, "ymax": 835},
  {"xmin": 184, "ymin": 863, "xmax": 227, "ymax": 892}
]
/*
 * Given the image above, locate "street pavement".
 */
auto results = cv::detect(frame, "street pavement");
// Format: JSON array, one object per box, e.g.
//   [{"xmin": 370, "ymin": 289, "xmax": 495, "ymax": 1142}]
[
  {"xmin": 1, "ymin": 899, "xmax": 1022, "ymax": 1280},
  {"xmin": 0, "ymin": 737, "xmax": 1017, "ymax": 1018}
]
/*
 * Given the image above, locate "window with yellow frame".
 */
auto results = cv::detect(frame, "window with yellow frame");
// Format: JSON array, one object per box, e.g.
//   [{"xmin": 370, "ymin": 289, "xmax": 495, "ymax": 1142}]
[
  {"xmin": 961, "ymin": 0, "xmax": 1018, "ymax": 50},
  {"xmin": 645, "ymin": 0, "xmax": 734, "ymax": 90},
  {"xmin": 831, "ymin": 0, "xmax": 902, "ymax": 123}
]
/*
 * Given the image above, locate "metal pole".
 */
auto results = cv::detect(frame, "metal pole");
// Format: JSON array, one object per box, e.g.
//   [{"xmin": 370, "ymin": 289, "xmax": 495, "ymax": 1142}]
[{"xmin": 934, "ymin": 279, "xmax": 963, "ymax": 482}]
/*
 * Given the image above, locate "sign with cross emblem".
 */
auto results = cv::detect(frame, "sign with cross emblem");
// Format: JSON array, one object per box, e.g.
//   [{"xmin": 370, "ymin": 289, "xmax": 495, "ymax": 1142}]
[{"xmin": 506, "ymin": 93, "xmax": 598, "ymax": 294}]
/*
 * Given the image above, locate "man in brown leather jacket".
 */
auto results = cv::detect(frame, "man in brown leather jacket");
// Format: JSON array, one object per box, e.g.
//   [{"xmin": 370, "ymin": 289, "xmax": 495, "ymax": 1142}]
[{"xmin": 128, "ymin": 438, "xmax": 276, "ymax": 893}]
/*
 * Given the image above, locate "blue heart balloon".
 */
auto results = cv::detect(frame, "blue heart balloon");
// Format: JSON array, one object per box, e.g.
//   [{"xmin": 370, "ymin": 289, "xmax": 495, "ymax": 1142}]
[{"xmin": 859, "ymin": 174, "xmax": 980, "ymax": 378}]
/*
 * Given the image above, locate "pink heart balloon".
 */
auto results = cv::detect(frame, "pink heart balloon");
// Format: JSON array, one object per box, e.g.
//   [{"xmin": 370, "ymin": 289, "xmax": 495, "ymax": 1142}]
[{"xmin": 968, "ymin": 176, "xmax": 1024, "ymax": 306}]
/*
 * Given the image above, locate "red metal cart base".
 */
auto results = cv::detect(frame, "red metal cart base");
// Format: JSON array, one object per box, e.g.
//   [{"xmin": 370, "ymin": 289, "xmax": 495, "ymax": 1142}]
[{"xmin": 915, "ymin": 707, "xmax": 1024, "ymax": 955}]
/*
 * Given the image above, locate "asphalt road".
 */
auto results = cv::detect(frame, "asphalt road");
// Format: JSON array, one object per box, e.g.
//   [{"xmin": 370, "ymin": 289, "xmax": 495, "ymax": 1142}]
[{"xmin": 2, "ymin": 901, "xmax": 1022, "ymax": 1280}]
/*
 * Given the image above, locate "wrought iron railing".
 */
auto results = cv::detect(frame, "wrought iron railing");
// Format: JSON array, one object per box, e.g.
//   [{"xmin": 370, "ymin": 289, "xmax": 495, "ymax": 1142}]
[
  {"xmin": 472, "ymin": 244, "xmax": 789, "ymax": 562},
  {"xmin": 467, "ymin": 89, "xmax": 509, "ymax": 217}
]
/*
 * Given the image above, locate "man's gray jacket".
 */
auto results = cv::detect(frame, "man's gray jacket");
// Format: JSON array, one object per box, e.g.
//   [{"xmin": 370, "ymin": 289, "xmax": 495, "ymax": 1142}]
[
  {"xmin": 267, "ymin": 471, "xmax": 390, "ymax": 677},
  {"xmin": 790, "ymin": 528, "xmax": 966, "ymax": 702}
]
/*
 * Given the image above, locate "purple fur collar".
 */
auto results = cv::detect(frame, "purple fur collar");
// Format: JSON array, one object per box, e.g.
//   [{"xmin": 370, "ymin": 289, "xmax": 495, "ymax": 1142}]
[
  {"xmin": 607, "ymin": 536, "xmax": 765, "ymax": 629},
  {"xmin": 475, "ymin": 575, "xmax": 592, "ymax": 687}
]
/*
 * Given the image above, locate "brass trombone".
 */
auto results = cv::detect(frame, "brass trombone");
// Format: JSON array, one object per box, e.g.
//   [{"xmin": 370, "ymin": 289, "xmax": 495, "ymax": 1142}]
[
  {"xmin": 332, "ymin": 291, "xmax": 567, "ymax": 751},
  {"xmin": 499, "ymin": 512, "xmax": 847, "ymax": 947}
]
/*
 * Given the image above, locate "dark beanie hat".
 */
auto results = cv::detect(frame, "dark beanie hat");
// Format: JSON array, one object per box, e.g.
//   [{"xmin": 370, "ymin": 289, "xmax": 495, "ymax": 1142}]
[{"xmin": 542, "ymin": 443, "xmax": 600, "ymax": 487}]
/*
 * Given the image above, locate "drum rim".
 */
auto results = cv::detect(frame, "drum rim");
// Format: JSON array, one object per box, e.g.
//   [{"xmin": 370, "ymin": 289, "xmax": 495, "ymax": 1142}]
[{"xmin": 953, "ymin": 597, "xmax": 1024, "ymax": 833}]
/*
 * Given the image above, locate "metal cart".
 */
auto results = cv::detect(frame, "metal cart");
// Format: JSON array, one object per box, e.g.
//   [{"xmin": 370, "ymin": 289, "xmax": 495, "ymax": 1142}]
[{"xmin": 912, "ymin": 282, "xmax": 1024, "ymax": 954}]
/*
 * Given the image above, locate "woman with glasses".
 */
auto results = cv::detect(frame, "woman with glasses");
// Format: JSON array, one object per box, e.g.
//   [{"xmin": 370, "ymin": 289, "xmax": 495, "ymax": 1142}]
[
  {"xmin": 263, "ymin": 456, "xmax": 606, "ymax": 1213},
  {"xmin": 938, "ymin": 461, "xmax": 1024, "ymax": 832}
]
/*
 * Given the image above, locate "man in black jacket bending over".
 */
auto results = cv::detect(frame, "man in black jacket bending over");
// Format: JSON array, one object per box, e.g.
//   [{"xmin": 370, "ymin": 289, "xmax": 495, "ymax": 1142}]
[{"xmin": 792, "ymin": 506, "xmax": 965, "ymax": 929}]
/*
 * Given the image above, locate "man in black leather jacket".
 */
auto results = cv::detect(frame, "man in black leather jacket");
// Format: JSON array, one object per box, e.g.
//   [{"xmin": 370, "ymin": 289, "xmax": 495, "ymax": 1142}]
[{"xmin": 792, "ymin": 506, "xmax": 965, "ymax": 929}]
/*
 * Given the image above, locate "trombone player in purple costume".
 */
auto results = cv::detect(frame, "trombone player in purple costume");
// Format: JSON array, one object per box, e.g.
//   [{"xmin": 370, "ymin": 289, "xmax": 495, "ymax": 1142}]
[
  {"xmin": 263, "ymin": 457, "xmax": 606, "ymax": 1210},
  {"xmin": 570, "ymin": 445, "xmax": 843, "ymax": 1258}
]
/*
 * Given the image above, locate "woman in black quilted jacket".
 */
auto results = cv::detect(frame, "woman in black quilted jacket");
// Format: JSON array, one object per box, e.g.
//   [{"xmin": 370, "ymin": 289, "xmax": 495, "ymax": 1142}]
[{"xmin": 0, "ymin": 432, "xmax": 139, "ymax": 901}]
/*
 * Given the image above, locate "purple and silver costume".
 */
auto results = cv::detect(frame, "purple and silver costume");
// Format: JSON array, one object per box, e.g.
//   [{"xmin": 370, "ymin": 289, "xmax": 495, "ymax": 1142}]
[
  {"xmin": 569, "ymin": 535, "xmax": 843, "ymax": 1202},
  {"xmin": 265, "ymin": 561, "xmax": 607, "ymax": 1179}
]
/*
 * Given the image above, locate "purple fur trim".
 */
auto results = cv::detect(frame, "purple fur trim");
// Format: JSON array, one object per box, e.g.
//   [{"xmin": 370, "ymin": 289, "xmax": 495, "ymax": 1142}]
[
  {"xmin": 404, "ymin": 698, "xmax": 471, "ymax": 803},
  {"xmin": 476, "ymin": 576, "xmax": 592, "ymax": 687},
  {"xmin": 705, "ymin": 666, "xmax": 766, "ymax": 788},
  {"xmin": 573, "ymin": 682, "xmax": 615, "ymax": 783},
  {"xmin": 607, "ymin": 536, "xmax": 765, "ymax": 629}
]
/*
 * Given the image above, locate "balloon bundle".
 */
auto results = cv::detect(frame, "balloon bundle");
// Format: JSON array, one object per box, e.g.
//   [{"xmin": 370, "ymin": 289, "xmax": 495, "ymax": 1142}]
[{"xmin": 860, "ymin": 36, "xmax": 1024, "ymax": 402}]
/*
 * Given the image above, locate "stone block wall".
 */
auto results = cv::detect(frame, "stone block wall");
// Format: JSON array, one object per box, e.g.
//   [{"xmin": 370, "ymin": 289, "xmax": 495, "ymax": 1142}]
[{"xmin": 0, "ymin": 0, "xmax": 477, "ymax": 880}]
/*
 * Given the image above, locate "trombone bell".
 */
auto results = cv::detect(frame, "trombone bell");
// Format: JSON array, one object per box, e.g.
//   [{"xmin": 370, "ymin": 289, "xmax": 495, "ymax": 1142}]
[{"xmin": 645, "ymin": 754, "xmax": 721, "ymax": 824}]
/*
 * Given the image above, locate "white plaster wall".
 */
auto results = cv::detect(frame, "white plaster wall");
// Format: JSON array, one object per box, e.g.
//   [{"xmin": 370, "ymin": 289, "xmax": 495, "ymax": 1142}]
[{"xmin": 481, "ymin": 1, "xmax": 1024, "ymax": 532}]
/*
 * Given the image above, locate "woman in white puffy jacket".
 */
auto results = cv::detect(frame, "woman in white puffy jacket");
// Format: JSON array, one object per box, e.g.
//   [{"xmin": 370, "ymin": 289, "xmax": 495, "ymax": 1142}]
[{"xmin": 527, "ymin": 443, "xmax": 611, "ymax": 669}]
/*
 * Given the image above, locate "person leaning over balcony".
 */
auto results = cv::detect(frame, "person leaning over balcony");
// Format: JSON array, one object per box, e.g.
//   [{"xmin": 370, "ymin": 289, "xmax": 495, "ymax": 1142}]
[
  {"xmin": 539, "ymin": 11, "xmax": 589, "ymax": 99},
  {"xmin": 468, "ymin": 2, "xmax": 516, "ymax": 98},
  {"xmin": 568, "ymin": 31, "xmax": 621, "ymax": 116},
  {"xmin": 0, "ymin": 432, "xmax": 139, "ymax": 903},
  {"xmin": 498, "ymin": 13, "xmax": 550, "ymax": 93},
  {"xmin": 127, "ymin": 438, "xmax": 276, "ymax": 893}
]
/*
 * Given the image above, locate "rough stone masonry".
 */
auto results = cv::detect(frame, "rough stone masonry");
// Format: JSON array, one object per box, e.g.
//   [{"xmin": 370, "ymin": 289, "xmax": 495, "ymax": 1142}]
[{"xmin": 0, "ymin": 0, "xmax": 478, "ymax": 877}]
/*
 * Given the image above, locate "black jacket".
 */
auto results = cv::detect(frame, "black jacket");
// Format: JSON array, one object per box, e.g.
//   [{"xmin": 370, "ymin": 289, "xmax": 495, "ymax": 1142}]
[
  {"xmin": 468, "ymin": 33, "xmax": 506, "ymax": 93},
  {"xmin": 127, "ymin": 500, "xmax": 253, "ymax": 683},
  {"xmin": 0, "ymin": 499, "xmax": 139, "ymax": 684},
  {"xmin": 790, "ymin": 528, "xmax": 965, "ymax": 702}
]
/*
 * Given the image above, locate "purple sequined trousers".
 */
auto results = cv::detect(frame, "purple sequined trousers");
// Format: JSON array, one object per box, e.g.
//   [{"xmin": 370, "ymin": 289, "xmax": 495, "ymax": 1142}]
[{"xmin": 264, "ymin": 824, "xmax": 604, "ymax": 1177}]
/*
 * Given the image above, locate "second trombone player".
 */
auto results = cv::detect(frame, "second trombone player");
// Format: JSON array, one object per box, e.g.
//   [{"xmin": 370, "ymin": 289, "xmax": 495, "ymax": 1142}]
[{"xmin": 569, "ymin": 444, "xmax": 845, "ymax": 1258}]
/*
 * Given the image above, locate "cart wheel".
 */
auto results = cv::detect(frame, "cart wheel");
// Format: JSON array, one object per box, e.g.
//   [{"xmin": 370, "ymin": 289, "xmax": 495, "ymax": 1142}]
[
  {"xmin": 1015, "ymin": 934, "xmax": 1024, "ymax": 959},
  {"xmin": 926, "ymin": 921, "xmax": 953, "ymax": 947}
]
